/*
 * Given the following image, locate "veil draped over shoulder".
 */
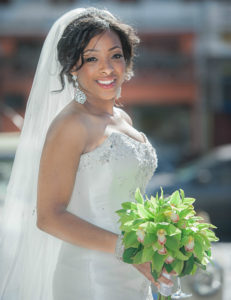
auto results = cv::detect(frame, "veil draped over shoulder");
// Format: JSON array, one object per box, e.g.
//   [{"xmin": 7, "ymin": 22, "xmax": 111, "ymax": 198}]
[{"xmin": 0, "ymin": 7, "xmax": 108, "ymax": 300}]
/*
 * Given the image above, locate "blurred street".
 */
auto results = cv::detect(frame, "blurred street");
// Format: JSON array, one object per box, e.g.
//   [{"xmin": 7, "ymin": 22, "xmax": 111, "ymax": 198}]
[{"xmin": 212, "ymin": 243, "xmax": 231, "ymax": 300}]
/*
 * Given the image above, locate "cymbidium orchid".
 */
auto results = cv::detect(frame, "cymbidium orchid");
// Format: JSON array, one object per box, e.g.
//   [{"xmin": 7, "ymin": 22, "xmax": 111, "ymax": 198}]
[
  {"xmin": 157, "ymin": 229, "xmax": 167, "ymax": 245},
  {"xmin": 165, "ymin": 255, "xmax": 174, "ymax": 264},
  {"xmin": 158, "ymin": 246, "xmax": 167, "ymax": 255},
  {"xmin": 170, "ymin": 211, "xmax": 179, "ymax": 223},
  {"xmin": 136, "ymin": 227, "xmax": 145, "ymax": 243},
  {"xmin": 116, "ymin": 188, "xmax": 219, "ymax": 300},
  {"xmin": 185, "ymin": 236, "xmax": 194, "ymax": 252}
]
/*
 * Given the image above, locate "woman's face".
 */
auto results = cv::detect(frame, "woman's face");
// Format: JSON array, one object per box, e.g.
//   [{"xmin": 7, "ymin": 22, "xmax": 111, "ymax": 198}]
[{"xmin": 73, "ymin": 30, "xmax": 126, "ymax": 102}]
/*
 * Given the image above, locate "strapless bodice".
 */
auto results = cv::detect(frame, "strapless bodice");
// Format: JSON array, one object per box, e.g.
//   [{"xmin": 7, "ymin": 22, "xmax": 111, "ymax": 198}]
[{"xmin": 67, "ymin": 131, "xmax": 157, "ymax": 234}]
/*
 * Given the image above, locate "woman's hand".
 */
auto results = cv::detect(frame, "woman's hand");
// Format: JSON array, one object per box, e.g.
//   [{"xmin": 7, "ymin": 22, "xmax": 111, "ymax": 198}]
[{"xmin": 132, "ymin": 263, "xmax": 175, "ymax": 289}]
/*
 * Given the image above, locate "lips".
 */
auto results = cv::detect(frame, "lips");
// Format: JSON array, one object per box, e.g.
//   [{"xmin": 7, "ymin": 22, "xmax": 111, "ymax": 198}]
[{"xmin": 96, "ymin": 79, "xmax": 116, "ymax": 89}]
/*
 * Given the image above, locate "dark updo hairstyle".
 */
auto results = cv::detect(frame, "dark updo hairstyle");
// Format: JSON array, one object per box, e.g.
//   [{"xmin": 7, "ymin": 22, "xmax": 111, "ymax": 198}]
[{"xmin": 57, "ymin": 7, "xmax": 140, "ymax": 90}]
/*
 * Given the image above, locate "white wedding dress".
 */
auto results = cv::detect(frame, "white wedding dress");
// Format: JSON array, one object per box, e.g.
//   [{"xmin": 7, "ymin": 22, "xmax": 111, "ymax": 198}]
[{"xmin": 52, "ymin": 131, "xmax": 157, "ymax": 300}]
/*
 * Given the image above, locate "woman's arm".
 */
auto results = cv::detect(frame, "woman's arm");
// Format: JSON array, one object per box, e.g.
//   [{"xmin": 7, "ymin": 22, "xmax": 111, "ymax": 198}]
[{"xmin": 37, "ymin": 115, "xmax": 117, "ymax": 253}]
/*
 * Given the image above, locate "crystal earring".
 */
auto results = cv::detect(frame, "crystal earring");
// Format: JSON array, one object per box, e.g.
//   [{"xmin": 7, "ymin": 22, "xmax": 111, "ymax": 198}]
[
  {"xmin": 116, "ymin": 87, "xmax": 121, "ymax": 99},
  {"xmin": 72, "ymin": 75, "xmax": 86, "ymax": 104}
]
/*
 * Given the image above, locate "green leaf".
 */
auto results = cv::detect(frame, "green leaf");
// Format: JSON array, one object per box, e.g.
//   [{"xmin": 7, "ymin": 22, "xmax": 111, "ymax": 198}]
[
  {"xmin": 133, "ymin": 249, "xmax": 144, "ymax": 264},
  {"xmin": 142, "ymin": 246, "xmax": 155, "ymax": 262},
  {"xmin": 191, "ymin": 264, "xmax": 198, "ymax": 275},
  {"xmin": 137, "ymin": 203, "xmax": 153, "ymax": 219},
  {"xmin": 168, "ymin": 224, "xmax": 181, "ymax": 236},
  {"xmin": 119, "ymin": 211, "xmax": 140, "ymax": 225},
  {"xmin": 197, "ymin": 223, "xmax": 216, "ymax": 230},
  {"xmin": 138, "ymin": 222, "xmax": 156, "ymax": 233},
  {"xmin": 183, "ymin": 197, "xmax": 196, "ymax": 205},
  {"xmin": 205, "ymin": 229, "xmax": 219, "ymax": 242},
  {"xmin": 135, "ymin": 188, "xmax": 144, "ymax": 204},
  {"xmin": 152, "ymin": 252, "xmax": 166, "ymax": 272},
  {"xmin": 172, "ymin": 259, "xmax": 184, "ymax": 275},
  {"xmin": 116, "ymin": 208, "xmax": 127, "ymax": 215},
  {"xmin": 175, "ymin": 250, "xmax": 189, "ymax": 261},
  {"xmin": 123, "ymin": 231, "xmax": 139, "ymax": 248},
  {"xmin": 170, "ymin": 190, "xmax": 182, "ymax": 206},
  {"xmin": 196, "ymin": 262, "xmax": 206, "ymax": 270},
  {"xmin": 206, "ymin": 248, "xmax": 211, "ymax": 257},
  {"xmin": 151, "ymin": 268, "xmax": 159, "ymax": 281},
  {"xmin": 122, "ymin": 247, "xmax": 138, "ymax": 263},
  {"xmin": 121, "ymin": 202, "xmax": 137, "ymax": 210},
  {"xmin": 180, "ymin": 235, "xmax": 190, "ymax": 247},
  {"xmin": 180, "ymin": 189, "xmax": 185, "ymax": 201},
  {"xmin": 164, "ymin": 263, "xmax": 173, "ymax": 273},
  {"xmin": 143, "ymin": 233, "xmax": 157, "ymax": 245},
  {"xmin": 179, "ymin": 208, "xmax": 194, "ymax": 218},
  {"xmin": 165, "ymin": 236, "xmax": 179, "ymax": 250},
  {"xmin": 150, "ymin": 195, "xmax": 158, "ymax": 211},
  {"xmin": 194, "ymin": 234, "xmax": 204, "ymax": 247},
  {"xmin": 201, "ymin": 255, "xmax": 210, "ymax": 266},
  {"xmin": 198, "ymin": 233, "xmax": 211, "ymax": 249},
  {"xmin": 120, "ymin": 219, "xmax": 143, "ymax": 231},
  {"xmin": 181, "ymin": 255, "xmax": 194, "ymax": 276},
  {"xmin": 156, "ymin": 222, "xmax": 170, "ymax": 231}
]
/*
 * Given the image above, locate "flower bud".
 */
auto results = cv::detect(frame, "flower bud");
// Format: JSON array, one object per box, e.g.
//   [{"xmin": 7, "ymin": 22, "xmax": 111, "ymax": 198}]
[
  {"xmin": 158, "ymin": 247, "xmax": 167, "ymax": 255},
  {"xmin": 165, "ymin": 255, "xmax": 174, "ymax": 264},
  {"xmin": 185, "ymin": 236, "xmax": 194, "ymax": 252},
  {"xmin": 157, "ymin": 229, "xmax": 167, "ymax": 245},
  {"xmin": 136, "ymin": 227, "xmax": 145, "ymax": 243},
  {"xmin": 170, "ymin": 212, "xmax": 179, "ymax": 223}
]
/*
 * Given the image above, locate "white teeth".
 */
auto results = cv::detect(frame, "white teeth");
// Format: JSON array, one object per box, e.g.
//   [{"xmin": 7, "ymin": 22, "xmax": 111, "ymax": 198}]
[{"xmin": 97, "ymin": 80, "xmax": 114, "ymax": 85}]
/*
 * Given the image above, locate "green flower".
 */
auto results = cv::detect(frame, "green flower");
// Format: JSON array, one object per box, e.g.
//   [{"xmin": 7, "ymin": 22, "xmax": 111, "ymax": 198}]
[{"xmin": 116, "ymin": 188, "xmax": 219, "ymax": 279}]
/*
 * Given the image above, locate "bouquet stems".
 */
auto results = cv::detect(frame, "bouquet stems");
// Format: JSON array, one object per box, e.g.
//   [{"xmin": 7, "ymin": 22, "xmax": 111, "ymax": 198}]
[{"xmin": 157, "ymin": 293, "xmax": 171, "ymax": 300}]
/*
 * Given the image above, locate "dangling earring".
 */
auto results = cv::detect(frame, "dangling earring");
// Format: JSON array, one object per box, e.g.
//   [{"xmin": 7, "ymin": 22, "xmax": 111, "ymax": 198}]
[
  {"xmin": 116, "ymin": 87, "xmax": 121, "ymax": 99},
  {"xmin": 72, "ymin": 75, "xmax": 86, "ymax": 104}
]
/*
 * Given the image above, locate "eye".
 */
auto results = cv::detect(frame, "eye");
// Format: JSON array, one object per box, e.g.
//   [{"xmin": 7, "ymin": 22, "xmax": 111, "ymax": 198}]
[
  {"xmin": 113, "ymin": 53, "xmax": 123, "ymax": 59},
  {"xmin": 85, "ymin": 57, "xmax": 97, "ymax": 63}
]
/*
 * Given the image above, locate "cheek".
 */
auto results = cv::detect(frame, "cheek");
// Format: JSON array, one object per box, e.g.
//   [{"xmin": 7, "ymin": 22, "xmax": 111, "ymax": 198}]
[
  {"xmin": 77, "ymin": 66, "xmax": 94, "ymax": 83},
  {"xmin": 116, "ymin": 61, "xmax": 126, "ymax": 78}
]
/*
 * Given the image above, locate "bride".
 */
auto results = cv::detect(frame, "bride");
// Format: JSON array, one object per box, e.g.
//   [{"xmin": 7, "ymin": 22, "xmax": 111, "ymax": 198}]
[{"xmin": 0, "ymin": 7, "xmax": 173, "ymax": 300}]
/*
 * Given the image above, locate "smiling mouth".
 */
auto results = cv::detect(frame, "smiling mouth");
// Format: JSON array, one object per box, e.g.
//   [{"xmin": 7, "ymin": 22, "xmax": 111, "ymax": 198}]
[{"xmin": 96, "ymin": 79, "xmax": 116, "ymax": 88}]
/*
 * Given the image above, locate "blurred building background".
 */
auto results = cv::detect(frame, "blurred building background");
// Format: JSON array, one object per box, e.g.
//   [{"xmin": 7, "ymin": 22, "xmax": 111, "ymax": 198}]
[
  {"xmin": 1, "ymin": 0, "xmax": 231, "ymax": 157},
  {"xmin": 0, "ymin": 1, "xmax": 231, "ymax": 299}
]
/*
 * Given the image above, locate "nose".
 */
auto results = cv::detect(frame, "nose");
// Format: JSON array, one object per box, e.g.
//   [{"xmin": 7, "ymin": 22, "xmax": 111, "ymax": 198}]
[{"xmin": 99, "ymin": 58, "xmax": 114, "ymax": 75}]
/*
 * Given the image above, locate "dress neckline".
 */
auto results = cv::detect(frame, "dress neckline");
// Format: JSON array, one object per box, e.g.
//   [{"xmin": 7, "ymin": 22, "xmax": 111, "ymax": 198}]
[{"xmin": 81, "ymin": 131, "xmax": 149, "ymax": 158}]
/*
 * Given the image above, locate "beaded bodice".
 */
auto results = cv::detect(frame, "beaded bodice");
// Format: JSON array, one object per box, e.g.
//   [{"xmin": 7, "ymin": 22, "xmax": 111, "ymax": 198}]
[{"xmin": 67, "ymin": 131, "xmax": 157, "ymax": 234}]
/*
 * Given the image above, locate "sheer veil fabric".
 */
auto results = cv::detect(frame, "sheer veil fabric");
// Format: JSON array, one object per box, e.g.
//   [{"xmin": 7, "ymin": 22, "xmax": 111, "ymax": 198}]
[{"xmin": 0, "ymin": 7, "xmax": 114, "ymax": 300}]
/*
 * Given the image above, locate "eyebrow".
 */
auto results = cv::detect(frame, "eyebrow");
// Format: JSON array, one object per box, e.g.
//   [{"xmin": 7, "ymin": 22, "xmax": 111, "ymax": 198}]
[{"xmin": 83, "ymin": 46, "xmax": 122, "ymax": 54}]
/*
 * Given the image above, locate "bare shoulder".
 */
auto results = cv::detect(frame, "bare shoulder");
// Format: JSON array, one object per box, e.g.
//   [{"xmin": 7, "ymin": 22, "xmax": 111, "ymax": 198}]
[
  {"xmin": 44, "ymin": 105, "xmax": 88, "ymax": 154},
  {"xmin": 115, "ymin": 107, "xmax": 133, "ymax": 126}
]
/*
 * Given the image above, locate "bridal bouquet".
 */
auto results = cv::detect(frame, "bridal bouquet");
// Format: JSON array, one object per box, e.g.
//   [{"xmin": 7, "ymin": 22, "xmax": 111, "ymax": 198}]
[{"xmin": 116, "ymin": 188, "xmax": 219, "ymax": 300}]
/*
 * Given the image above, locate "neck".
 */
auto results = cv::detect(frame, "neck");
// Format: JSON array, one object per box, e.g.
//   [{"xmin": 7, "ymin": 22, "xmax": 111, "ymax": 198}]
[{"xmin": 83, "ymin": 97, "xmax": 115, "ymax": 116}]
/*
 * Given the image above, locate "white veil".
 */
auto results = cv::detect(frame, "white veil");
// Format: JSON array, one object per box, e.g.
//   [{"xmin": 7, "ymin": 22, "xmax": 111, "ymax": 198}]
[{"xmin": 0, "ymin": 7, "xmax": 112, "ymax": 300}]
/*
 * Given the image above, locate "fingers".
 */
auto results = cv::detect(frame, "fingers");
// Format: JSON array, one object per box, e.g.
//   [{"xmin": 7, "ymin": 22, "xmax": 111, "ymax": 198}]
[
  {"xmin": 158, "ymin": 274, "xmax": 173, "ymax": 287},
  {"xmin": 133, "ymin": 263, "xmax": 174, "ymax": 289},
  {"xmin": 133, "ymin": 263, "xmax": 160, "ymax": 288},
  {"xmin": 163, "ymin": 267, "xmax": 177, "ymax": 276},
  {"xmin": 153, "ymin": 280, "xmax": 160, "ymax": 289},
  {"xmin": 170, "ymin": 270, "xmax": 177, "ymax": 276}
]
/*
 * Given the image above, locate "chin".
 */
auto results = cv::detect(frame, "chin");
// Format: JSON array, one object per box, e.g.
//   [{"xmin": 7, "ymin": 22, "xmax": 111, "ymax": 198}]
[{"xmin": 99, "ymin": 93, "xmax": 117, "ymax": 101}]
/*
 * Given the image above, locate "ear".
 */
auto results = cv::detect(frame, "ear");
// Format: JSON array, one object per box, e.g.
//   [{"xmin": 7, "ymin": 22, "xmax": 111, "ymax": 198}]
[
  {"xmin": 70, "ymin": 65, "xmax": 78, "ymax": 77},
  {"xmin": 70, "ymin": 70, "xmax": 78, "ymax": 78},
  {"xmin": 70, "ymin": 62, "xmax": 79, "ymax": 77}
]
